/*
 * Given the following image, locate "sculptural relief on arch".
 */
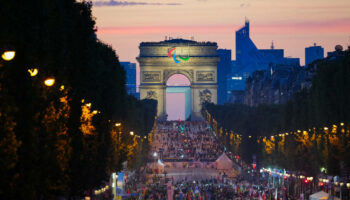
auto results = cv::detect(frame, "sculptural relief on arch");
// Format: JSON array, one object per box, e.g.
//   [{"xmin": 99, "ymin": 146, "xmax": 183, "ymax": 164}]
[{"xmin": 137, "ymin": 39, "xmax": 219, "ymax": 120}]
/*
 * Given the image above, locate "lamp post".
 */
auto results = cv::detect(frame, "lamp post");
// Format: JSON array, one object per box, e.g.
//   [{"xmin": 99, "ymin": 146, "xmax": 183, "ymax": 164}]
[
  {"xmin": 153, "ymin": 152, "xmax": 158, "ymax": 182},
  {"xmin": 340, "ymin": 182, "xmax": 344, "ymax": 199},
  {"xmin": 44, "ymin": 77, "xmax": 55, "ymax": 87},
  {"xmin": 1, "ymin": 49, "xmax": 16, "ymax": 61}
]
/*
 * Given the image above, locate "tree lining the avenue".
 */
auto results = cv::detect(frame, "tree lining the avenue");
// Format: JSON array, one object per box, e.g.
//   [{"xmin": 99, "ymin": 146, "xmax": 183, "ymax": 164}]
[
  {"xmin": 204, "ymin": 50, "xmax": 350, "ymax": 176},
  {"xmin": 0, "ymin": 0, "xmax": 157, "ymax": 199}
]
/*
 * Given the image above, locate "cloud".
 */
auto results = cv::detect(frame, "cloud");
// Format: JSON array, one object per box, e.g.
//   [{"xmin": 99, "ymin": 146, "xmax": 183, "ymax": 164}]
[
  {"xmin": 96, "ymin": 18, "xmax": 350, "ymax": 36},
  {"xmin": 93, "ymin": 0, "xmax": 182, "ymax": 7},
  {"xmin": 240, "ymin": 3, "xmax": 250, "ymax": 8}
]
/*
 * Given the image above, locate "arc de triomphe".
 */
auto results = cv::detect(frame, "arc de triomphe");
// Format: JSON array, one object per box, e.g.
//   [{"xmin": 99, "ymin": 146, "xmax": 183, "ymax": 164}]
[{"xmin": 137, "ymin": 39, "xmax": 219, "ymax": 120}]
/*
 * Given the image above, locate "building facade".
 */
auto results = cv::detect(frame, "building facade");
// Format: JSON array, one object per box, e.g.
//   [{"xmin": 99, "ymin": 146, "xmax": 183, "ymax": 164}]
[
  {"xmin": 217, "ymin": 49, "xmax": 232, "ymax": 104},
  {"xmin": 120, "ymin": 62, "xmax": 139, "ymax": 99},
  {"xmin": 305, "ymin": 43, "xmax": 324, "ymax": 67},
  {"xmin": 227, "ymin": 20, "xmax": 300, "ymax": 102}
]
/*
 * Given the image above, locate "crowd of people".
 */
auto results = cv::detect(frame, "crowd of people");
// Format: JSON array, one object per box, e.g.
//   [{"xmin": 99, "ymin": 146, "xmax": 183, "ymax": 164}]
[
  {"xmin": 152, "ymin": 121, "xmax": 222, "ymax": 161},
  {"xmin": 143, "ymin": 178, "xmax": 289, "ymax": 200}
]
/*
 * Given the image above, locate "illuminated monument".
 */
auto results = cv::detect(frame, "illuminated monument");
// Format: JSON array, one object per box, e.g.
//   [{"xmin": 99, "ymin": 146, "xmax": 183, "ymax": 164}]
[{"xmin": 137, "ymin": 39, "xmax": 219, "ymax": 120}]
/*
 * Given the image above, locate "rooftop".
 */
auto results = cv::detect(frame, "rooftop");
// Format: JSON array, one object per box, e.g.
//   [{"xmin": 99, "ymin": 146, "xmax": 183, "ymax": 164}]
[{"xmin": 140, "ymin": 38, "xmax": 217, "ymax": 46}]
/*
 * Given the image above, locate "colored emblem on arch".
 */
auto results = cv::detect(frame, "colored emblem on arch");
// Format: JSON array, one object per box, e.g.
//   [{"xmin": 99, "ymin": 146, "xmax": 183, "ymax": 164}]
[{"xmin": 168, "ymin": 47, "xmax": 190, "ymax": 63}]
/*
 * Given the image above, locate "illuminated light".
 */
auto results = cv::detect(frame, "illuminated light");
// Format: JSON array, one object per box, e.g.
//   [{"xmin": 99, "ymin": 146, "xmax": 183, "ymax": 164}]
[
  {"xmin": 340, "ymin": 182, "xmax": 344, "ymax": 187},
  {"xmin": 232, "ymin": 77, "xmax": 243, "ymax": 80},
  {"xmin": 28, "ymin": 68, "xmax": 38, "ymax": 77},
  {"xmin": 92, "ymin": 110, "xmax": 98, "ymax": 114},
  {"xmin": 285, "ymin": 133, "xmax": 289, "ymax": 136},
  {"xmin": 324, "ymin": 127, "xmax": 328, "ymax": 130},
  {"xmin": 115, "ymin": 123, "xmax": 121, "ymax": 127},
  {"xmin": 153, "ymin": 152, "xmax": 157, "ymax": 157},
  {"xmin": 319, "ymin": 182, "xmax": 324, "ymax": 186},
  {"xmin": 168, "ymin": 47, "xmax": 190, "ymax": 63},
  {"xmin": 249, "ymin": 135, "xmax": 252, "ymax": 138},
  {"xmin": 236, "ymin": 155, "xmax": 240, "ymax": 159},
  {"xmin": 59, "ymin": 85, "xmax": 65, "ymax": 91},
  {"xmin": 44, "ymin": 78, "xmax": 55, "ymax": 86},
  {"xmin": 340, "ymin": 122, "xmax": 344, "ymax": 126},
  {"xmin": 347, "ymin": 183, "xmax": 350, "ymax": 188},
  {"xmin": 81, "ymin": 99, "xmax": 85, "ymax": 103},
  {"xmin": 178, "ymin": 55, "xmax": 190, "ymax": 61},
  {"xmin": 303, "ymin": 131, "xmax": 308, "ymax": 136},
  {"xmin": 271, "ymin": 136, "xmax": 274, "ymax": 139},
  {"xmin": 144, "ymin": 136, "xmax": 147, "ymax": 139},
  {"xmin": 297, "ymin": 130, "xmax": 301, "ymax": 133},
  {"xmin": 1, "ymin": 50, "xmax": 15, "ymax": 61},
  {"xmin": 86, "ymin": 103, "xmax": 91, "ymax": 107},
  {"xmin": 130, "ymin": 131, "xmax": 134, "ymax": 136},
  {"xmin": 173, "ymin": 53, "xmax": 180, "ymax": 63},
  {"xmin": 168, "ymin": 48, "xmax": 175, "ymax": 57}
]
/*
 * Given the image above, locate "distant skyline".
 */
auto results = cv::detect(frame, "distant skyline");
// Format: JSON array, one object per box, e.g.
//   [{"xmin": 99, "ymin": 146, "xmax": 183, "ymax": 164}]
[
  {"xmin": 93, "ymin": 0, "xmax": 350, "ymax": 65},
  {"xmin": 91, "ymin": 0, "xmax": 350, "ymax": 118}
]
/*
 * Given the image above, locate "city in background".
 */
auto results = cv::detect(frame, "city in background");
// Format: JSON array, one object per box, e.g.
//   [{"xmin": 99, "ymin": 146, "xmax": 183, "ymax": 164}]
[{"xmin": 1, "ymin": 0, "xmax": 350, "ymax": 200}]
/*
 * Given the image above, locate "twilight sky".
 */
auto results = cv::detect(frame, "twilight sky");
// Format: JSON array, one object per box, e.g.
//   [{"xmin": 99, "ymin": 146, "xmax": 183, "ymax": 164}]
[
  {"xmin": 91, "ymin": 0, "xmax": 350, "ymax": 119},
  {"xmin": 92, "ymin": 0, "xmax": 350, "ymax": 65}
]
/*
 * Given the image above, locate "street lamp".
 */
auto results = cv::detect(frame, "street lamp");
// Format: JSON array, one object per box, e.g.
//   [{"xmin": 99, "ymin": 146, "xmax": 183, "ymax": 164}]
[
  {"xmin": 44, "ymin": 78, "xmax": 55, "ymax": 86},
  {"xmin": 115, "ymin": 123, "xmax": 121, "ymax": 127},
  {"xmin": 28, "ymin": 68, "xmax": 38, "ymax": 77},
  {"xmin": 130, "ymin": 131, "xmax": 134, "ymax": 136},
  {"xmin": 1, "ymin": 50, "xmax": 15, "ymax": 61}
]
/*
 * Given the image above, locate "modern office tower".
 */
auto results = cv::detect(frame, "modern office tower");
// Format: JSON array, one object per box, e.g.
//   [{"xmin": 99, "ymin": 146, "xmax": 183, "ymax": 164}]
[
  {"xmin": 217, "ymin": 49, "xmax": 232, "ymax": 104},
  {"xmin": 305, "ymin": 43, "xmax": 324, "ymax": 67},
  {"xmin": 120, "ymin": 62, "xmax": 139, "ymax": 99}
]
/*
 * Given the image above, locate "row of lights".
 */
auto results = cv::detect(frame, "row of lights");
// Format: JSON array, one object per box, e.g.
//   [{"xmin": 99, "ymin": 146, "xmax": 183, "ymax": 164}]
[
  {"xmin": 2, "ymin": 47, "xmax": 150, "ymax": 143},
  {"xmin": 1, "ymin": 48, "xmax": 55, "ymax": 87},
  {"xmin": 261, "ymin": 168, "xmax": 350, "ymax": 188},
  {"xmin": 229, "ymin": 123, "xmax": 345, "ymax": 140},
  {"xmin": 207, "ymin": 111, "xmax": 346, "ymax": 140},
  {"xmin": 260, "ymin": 168, "xmax": 314, "ymax": 181},
  {"xmin": 94, "ymin": 185, "xmax": 109, "ymax": 195},
  {"xmin": 115, "ymin": 123, "xmax": 147, "ymax": 139}
]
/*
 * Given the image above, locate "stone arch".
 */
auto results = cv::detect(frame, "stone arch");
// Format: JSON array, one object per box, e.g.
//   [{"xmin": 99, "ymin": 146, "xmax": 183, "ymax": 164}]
[
  {"xmin": 163, "ymin": 69, "xmax": 194, "ymax": 85},
  {"xmin": 138, "ymin": 39, "xmax": 219, "ymax": 120}
]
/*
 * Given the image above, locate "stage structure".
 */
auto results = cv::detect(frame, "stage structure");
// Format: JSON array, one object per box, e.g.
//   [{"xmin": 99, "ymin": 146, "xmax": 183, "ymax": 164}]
[{"xmin": 137, "ymin": 39, "xmax": 219, "ymax": 120}]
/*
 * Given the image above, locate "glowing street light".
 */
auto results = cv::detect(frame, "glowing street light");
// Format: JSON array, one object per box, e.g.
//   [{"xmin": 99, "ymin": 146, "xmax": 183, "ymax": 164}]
[
  {"xmin": 130, "ymin": 131, "xmax": 134, "ymax": 136},
  {"xmin": 44, "ymin": 78, "xmax": 55, "ymax": 86},
  {"xmin": 1, "ymin": 50, "xmax": 15, "ymax": 61},
  {"xmin": 28, "ymin": 68, "xmax": 38, "ymax": 77},
  {"xmin": 115, "ymin": 123, "xmax": 121, "ymax": 127}
]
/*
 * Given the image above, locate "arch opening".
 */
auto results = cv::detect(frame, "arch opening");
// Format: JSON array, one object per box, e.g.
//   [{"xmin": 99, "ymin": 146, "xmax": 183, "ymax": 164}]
[{"xmin": 166, "ymin": 74, "xmax": 191, "ymax": 121}]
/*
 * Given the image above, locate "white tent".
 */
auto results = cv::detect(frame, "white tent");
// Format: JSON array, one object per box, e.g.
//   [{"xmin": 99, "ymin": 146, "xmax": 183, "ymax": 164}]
[
  {"xmin": 215, "ymin": 153, "xmax": 233, "ymax": 170},
  {"xmin": 309, "ymin": 191, "xmax": 329, "ymax": 200}
]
